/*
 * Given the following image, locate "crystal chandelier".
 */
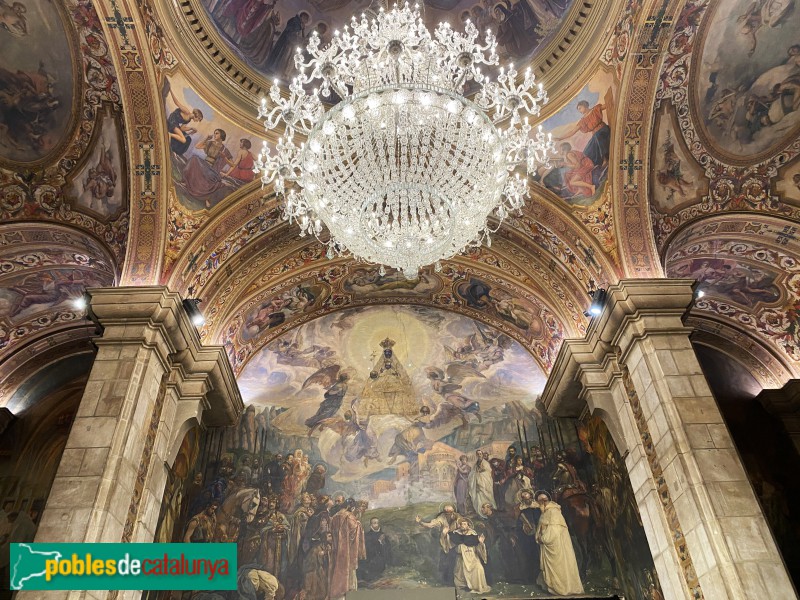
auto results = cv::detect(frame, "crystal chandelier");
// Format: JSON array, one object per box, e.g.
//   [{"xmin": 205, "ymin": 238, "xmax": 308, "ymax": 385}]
[{"xmin": 256, "ymin": 2, "xmax": 553, "ymax": 278}]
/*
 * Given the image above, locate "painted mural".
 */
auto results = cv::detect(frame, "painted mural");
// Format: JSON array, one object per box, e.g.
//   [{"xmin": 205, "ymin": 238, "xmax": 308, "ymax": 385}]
[
  {"xmin": 163, "ymin": 75, "xmax": 257, "ymax": 213},
  {"xmin": 776, "ymin": 157, "xmax": 800, "ymax": 205},
  {"xmin": 455, "ymin": 276, "xmax": 544, "ymax": 336},
  {"xmin": 0, "ymin": 267, "xmax": 106, "ymax": 325},
  {"xmin": 157, "ymin": 306, "xmax": 660, "ymax": 599},
  {"xmin": 200, "ymin": 0, "xmax": 574, "ymax": 81},
  {"xmin": 0, "ymin": 224, "xmax": 117, "ymax": 355},
  {"xmin": 342, "ymin": 267, "xmax": 443, "ymax": 297},
  {"xmin": 664, "ymin": 216, "xmax": 800, "ymax": 362},
  {"xmin": 0, "ymin": 0, "xmax": 77, "ymax": 164},
  {"xmin": 241, "ymin": 280, "xmax": 331, "ymax": 341},
  {"xmin": 650, "ymin": 107, "xmax": 706, "ymax": 215},
  {"xmin": 670, "ymin": 257, "xmax": 782, "ymax": 308},
  {"xmin": 694, "ymin": 0, "xmax": 800, "ymax": 159},
  {"xmin": 533, "ymin": 69, "xmax": 614, "ymax": 207},
  {"xmin": 67, "ymin": 109, "xmax": 126, "ymax": 219}
]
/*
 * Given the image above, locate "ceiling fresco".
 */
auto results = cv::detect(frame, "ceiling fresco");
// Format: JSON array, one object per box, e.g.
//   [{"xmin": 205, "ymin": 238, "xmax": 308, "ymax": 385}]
[
  {"xmin": 198, "ymin": 0, "xmax": 575, "ymax": 82},
  {"xmin": 3, "ymin": 1, "xmax": 800, "ymax": 592},
  {"xmin": 239, "ymin": 303, "xmax": 545, "ymax": 402},
  {"xmin": 0, "ymin": 0, "xmax": 798, "ymax": 428},
  {"xmin": 664, "ymin": 214, "xmax": 800, "ymax": 374},
  {"xmin": 0, "ymin": 223, "xmax": 117, "ymax": 361},
  {"xmin": 0, "ymin": 0, "xmax": 128, "ymax": 378},
  {"xmin": 163, "ymin": 74, "xmax": 260, "ymax": 213},
  {"xmin": 649, "ymin": 105, "xmax": 708, "ymax": 216},
  {"xmin": 532, "ymin": 68, "xmax": 615, "ymax": 208},
  {"xmin": 0, "ymin": 0, "xmax": 123, "ymax": 242},
  {"xmin": 66, "ymin": 108, "xmax": 128, "ymax": 222},
  {"xmin": 213, "ymin": 254, "xmax": 570, "ymax": 376},
  {"xmin": 0, "ymin": 0, "xmax": 79, "ymax": 165},
  {"xmin": 693, "ymin": 0, "xmax": 800, "ymax": 162}
]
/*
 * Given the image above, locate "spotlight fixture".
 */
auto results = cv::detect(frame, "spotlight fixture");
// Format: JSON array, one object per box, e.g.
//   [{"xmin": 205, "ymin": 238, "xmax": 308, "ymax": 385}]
[
  {"xmin": 182, "ymin": 298, "xmax": 205, "ymax": 327},
  {"xmin": 584, "ymin": 288, "xmax": 607, "ymax": 319},
  {"xmin": 71, "ymin": 293, "xmax": 88, "ymax": 310},
  {"xmin": 696, "ymin": 290, "xmax": 705, "ymax": 298}
]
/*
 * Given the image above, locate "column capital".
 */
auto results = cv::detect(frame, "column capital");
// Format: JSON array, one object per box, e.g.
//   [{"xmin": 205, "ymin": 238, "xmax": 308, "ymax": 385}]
[
  {"xmin": 542, "ymin": 279, "xmax": 697, "ymax": 416},
  {"xmin": 86, "ymin": 286, "xmax": 241, "ymax": 426}
]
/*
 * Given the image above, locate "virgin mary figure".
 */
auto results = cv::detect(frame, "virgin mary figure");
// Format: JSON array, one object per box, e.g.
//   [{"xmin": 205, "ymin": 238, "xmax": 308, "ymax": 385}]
[{"xmin": 359, "ymin": 338, "xmax": 419, "ymax": 417}]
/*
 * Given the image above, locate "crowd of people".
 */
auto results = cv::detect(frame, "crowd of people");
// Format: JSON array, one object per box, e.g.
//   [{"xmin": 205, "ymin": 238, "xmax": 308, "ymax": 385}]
[
  {"xmin": 179, "ymin": 447, "xmax": 377, "ymax": 600},
  {"xmin": 419, "ymin": 445, "xmax": 585, "ymax": 596},
  {"xmin": 176, "ymin": 441, "xmax": 588, "ymax": 599}
]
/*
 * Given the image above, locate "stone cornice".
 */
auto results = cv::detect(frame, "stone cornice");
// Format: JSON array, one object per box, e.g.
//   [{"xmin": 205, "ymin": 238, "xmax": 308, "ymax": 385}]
[
  {"xmin": 86, "ymin": 286, "xmax": 242, "ymax": 426},
  {"xmin": 541, "ymin": 278, "xmax": 696, "ymax": 416}
]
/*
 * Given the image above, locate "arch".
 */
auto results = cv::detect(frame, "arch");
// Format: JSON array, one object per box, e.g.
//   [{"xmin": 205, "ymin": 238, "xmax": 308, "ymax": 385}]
[
  {"xmin": 663, "ymin": 212, "xmax": 800, "ymax": 378},
  {"xmin": 0, "ymin": 221, "xmax": 115, "ymax": 378},
  {"xmin": 689, "ymin": 322, "xmax": 795, "ymax": 390}
]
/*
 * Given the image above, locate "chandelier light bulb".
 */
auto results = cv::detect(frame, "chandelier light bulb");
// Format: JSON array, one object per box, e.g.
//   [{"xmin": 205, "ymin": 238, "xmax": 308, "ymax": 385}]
[{"xmin": 256, "ymin": 1, "xmax": 554, "ymax": 278}]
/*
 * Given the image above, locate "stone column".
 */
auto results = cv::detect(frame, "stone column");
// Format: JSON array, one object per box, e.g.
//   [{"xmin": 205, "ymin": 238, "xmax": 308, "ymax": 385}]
[
  {"xmin": 21, "ymin": 287, "xmax": 241, "ymax": 600},
  {"xmin": 541, "ymin": 279, "xmax": 796, "ymax": 600}
]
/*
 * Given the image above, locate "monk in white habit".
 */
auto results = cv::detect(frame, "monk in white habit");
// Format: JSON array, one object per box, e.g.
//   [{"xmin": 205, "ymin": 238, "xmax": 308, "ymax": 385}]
[
  {"xmin": 535, "ymin": 491, "xmax": 584, "ymax": 595},
  {"xmin": 468, "ymin": 450, "xmax": 496, "ymax": 515},
  {"xmin": 444, "ymin": 517, "xmax": 491, "ymax": 594}
]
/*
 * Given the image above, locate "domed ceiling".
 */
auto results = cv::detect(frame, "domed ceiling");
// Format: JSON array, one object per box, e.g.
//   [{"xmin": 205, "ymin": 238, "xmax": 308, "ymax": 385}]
[{"xmin": 198, "ymin": 0, "xmax": 575, "ymax": 82}]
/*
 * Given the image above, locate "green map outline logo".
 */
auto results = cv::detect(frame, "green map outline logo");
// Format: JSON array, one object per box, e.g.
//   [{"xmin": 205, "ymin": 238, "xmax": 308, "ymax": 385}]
[
  {"xmin": 11, "ymin": 544, "xmax": 63, "ymax": 590},
  {"xmin": 10, "ymin": 543, "xmax": 237, "ymax": 591}
]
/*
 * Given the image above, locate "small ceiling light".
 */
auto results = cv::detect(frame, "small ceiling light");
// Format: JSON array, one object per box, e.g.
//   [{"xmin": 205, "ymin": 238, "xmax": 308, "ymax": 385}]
[
  {"xmin": 72, "ymin": 295, "xmax": 88, "ymax": 310},
  {"xmin": 182, "ymin": 298, "xmax": 205, "ymax": 327},
  {"xmin": 584, "ymin": 288, "xmax": 606, "ymax": 319}
]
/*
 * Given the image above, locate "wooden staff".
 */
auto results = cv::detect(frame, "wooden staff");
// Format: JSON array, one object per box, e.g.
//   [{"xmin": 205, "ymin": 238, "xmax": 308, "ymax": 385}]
[
  {"xmin": 534, "ymin": 418, "xmax": 549, "ymax": 462},
  {"xmin": 556, "ymin": 419, "xmax": 567, "ymax": 451},
  {"xmin": 522, "ymin": 421, "xmax": 531, "ymax": 465}
]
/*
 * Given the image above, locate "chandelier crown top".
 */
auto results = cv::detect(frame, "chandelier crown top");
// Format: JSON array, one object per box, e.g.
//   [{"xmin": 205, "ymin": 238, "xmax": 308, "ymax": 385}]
[{"xmin": 256, "ymin": 1, "xmax": 554, "ymax": 278}]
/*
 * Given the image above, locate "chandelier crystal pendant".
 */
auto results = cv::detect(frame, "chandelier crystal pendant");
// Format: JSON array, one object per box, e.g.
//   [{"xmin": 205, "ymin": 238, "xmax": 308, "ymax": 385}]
[{"xmin": 256, "ymin": 2, "xmax": 554, "ymax": 278}]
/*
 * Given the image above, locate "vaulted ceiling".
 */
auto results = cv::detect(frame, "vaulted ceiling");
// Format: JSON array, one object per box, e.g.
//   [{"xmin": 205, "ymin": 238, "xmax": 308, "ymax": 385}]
[{"xmin": 1, "ymin": 0, "xmax": 799, "ymax": 403}]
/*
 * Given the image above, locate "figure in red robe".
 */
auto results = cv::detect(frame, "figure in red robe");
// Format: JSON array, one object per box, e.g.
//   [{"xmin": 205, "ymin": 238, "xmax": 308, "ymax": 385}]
[{"xmin": 329, "ymin": 499, "xmax": 367, "ymax": 599}]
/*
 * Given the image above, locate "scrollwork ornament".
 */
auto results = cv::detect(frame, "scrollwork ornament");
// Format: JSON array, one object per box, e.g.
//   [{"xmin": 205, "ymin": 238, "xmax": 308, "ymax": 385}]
[{"xmin": 0, "ymin": 186, "xmax": 26, "ymax": 213}]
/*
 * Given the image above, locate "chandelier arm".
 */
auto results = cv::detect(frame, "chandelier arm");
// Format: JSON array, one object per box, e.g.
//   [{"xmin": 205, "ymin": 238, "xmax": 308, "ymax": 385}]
[{"xmin": 257, "ymin": 2, "xmax": 549, "ymax": 277}]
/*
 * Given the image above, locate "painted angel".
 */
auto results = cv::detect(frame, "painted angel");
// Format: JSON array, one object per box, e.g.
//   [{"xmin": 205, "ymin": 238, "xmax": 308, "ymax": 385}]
[
  {"xmin": 273, "ymin": 328, "xmax": 336, "ymax": 369},
  {"xmin": 424, "ymin": 364, "xmax": 484, "ymax": 429},
  {"xmin": 310, "ymin": 399, "xmax": 379, "ymax": 466},
  {"xmin": 303, "ymin": 365, "xmax": 349, "ymax": 430}
]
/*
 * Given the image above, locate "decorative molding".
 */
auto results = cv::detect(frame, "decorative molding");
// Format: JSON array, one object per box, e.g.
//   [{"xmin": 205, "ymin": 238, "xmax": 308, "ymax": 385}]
[{"xmin": 620, "ymin": 365, "xmax": 704, "ymax": 599}]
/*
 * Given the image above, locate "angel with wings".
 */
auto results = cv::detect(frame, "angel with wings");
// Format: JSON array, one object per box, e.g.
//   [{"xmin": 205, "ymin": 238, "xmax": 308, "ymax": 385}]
[
  {"xmin": 303, "ymin": 366, "xmax": 349, "ymax": 430},
  {"xmin": 423, "ymin": 364, "xmax": 484, "ymax": 429},
  {"xmin": 309, "ymin": 398, "xmax": 380, "ymax": 467},
  {"xmin": 273, "ymin": 330, "xmax": 336, "ymax": 369},
  {"xmin": 446, "ymin": 323, "xmax": 513, "ymax": 371}
]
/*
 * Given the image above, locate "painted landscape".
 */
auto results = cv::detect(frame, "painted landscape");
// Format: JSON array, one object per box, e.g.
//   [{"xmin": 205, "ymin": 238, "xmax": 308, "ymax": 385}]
[{"xmin": 152, "ymin": 306, "xmax": 662, "ymax": 599}]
